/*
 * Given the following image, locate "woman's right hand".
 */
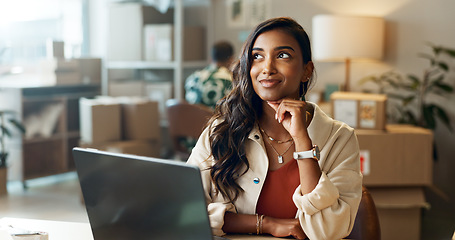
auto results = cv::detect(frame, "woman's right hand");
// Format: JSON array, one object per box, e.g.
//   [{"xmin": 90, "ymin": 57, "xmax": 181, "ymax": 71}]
[{"xmin": 262, "ymin": 216, "xmax": 307, "ymax": 239}]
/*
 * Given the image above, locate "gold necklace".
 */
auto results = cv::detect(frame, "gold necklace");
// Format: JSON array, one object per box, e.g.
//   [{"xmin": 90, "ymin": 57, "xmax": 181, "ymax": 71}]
[
  {"xmin": 259, "ymin": 126, "xmax": 294, "ymax": 164},
  {"xmin": 259, "ymin": 127, "xmax": 293, "ymax": 144}
]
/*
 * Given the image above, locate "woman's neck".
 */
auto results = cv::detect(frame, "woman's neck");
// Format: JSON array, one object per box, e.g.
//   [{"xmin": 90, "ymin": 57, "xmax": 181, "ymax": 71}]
[{"xmin": 258, "ymin": 102, "xmax": 290, "ymax": 140}]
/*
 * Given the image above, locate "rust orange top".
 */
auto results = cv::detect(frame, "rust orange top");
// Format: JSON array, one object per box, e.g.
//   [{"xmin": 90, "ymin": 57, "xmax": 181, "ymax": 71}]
[{"xmin": 256, "ymin": 159, "xmax": 300, "ymax": 219}]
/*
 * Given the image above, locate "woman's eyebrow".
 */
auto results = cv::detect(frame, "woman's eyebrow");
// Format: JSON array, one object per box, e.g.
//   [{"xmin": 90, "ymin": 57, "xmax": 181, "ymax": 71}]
[
  {"xmin": 251, "ymin": 46, "xmax": 295, "ymax": 52},
  {"xmin": 275, "ymin": 46, "xmax": 295, "ymax": 52}
]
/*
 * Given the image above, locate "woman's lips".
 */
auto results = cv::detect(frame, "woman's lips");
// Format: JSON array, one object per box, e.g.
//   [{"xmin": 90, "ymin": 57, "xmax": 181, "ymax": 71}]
[{"xmin": 259, "ymin": 79, "xmax": 281, "ymax": 88}]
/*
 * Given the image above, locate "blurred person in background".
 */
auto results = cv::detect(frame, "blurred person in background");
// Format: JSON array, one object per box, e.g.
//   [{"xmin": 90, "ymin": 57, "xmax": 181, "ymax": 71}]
[{"xmin": 185, "ymin": 41, "xmax": 234, "ymax": 109}]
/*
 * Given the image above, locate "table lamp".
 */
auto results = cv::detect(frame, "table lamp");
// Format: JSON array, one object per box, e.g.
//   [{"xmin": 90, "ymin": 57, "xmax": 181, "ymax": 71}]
[{"xmin": 312, "ymin": 15, "xmax": 385, "ymax": 91}]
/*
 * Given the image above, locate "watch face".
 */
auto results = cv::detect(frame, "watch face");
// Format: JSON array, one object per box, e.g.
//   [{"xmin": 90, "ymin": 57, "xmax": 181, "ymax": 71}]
[{"xmin": 313, "ymin": 145, "xmax": 320, "ymax": 160}]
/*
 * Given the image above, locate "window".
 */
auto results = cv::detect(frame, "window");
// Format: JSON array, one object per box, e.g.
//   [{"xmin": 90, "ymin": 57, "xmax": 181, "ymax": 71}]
[{"xmin": 0, "ymin": 0, "xmax": 88, "ymax": 68}]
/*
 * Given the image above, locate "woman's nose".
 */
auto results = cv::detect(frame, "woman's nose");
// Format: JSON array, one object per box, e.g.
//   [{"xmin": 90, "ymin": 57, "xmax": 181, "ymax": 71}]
[{"xmin": 262, "ymin": 58, "xmax": 277, "ymax": 75}]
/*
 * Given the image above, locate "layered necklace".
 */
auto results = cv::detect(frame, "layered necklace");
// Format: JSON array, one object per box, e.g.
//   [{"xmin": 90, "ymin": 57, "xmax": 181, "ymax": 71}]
[{"xmin": 259, "ymin": 126, "xmax": 294, "ymax": 164}]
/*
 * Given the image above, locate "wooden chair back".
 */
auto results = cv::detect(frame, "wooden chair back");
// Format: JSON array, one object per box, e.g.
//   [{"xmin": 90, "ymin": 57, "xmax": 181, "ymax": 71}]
[
  {"xmin": 346, "ymin": 186, "xmax": 381, "ymax": 240},
  {"xmin": 166, "ymin": 99, "xmax": 213, "ymax": 160}
]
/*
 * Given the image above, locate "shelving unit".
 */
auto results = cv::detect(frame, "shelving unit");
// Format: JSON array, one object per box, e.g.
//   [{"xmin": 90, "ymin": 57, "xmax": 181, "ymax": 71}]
[
  {"xmin": 105, "ymin": 60, "xmax": 209, "ymax": 70},
  {"xmin": 0, "ymin": 84, "xmax": 100, "ymax": 186},
  {"xmin": 103, "ymin": 0, "xmax": 213, "ymax": 100}
]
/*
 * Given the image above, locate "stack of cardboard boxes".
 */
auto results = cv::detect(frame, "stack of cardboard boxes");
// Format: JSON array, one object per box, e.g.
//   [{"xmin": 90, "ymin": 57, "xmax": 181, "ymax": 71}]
[
  {"xmin": 79, "ymin": 96, "xmax": 161, "ymax": 158},
  {"xmin": 331, "ymin": 92, "xmax": 433, "ymax": 240},
  {"xmin": 40, "ymin": 40, "xmax": 102, "ymax": 86},
  {"xmin": 109, "ymin": 81, "xmax": 173, "ymax": 123}
]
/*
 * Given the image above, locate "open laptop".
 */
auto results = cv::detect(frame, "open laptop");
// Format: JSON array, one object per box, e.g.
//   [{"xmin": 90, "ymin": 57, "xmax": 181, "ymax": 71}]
[{"xmin": 73, "ymin": 147, "xmax": 227, "ymax": 240}]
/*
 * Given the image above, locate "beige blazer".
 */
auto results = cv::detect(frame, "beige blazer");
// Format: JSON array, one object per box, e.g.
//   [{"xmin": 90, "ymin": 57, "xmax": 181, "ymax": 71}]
[{"xmin": 187, "ymin": 102, "xmax": 362, "ymax": 240}]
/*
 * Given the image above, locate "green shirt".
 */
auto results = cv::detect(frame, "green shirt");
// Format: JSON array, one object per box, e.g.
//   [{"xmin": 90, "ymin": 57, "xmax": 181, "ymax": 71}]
[{"xmin": 184, "ymin": 65, "xmax": 232, "ymax": 109}]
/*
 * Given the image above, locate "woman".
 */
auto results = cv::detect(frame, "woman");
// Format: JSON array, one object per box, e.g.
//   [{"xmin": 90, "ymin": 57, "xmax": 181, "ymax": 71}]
[{"xmin": 187, "ymin": 17, "xmax": 362, "ymax": 240}]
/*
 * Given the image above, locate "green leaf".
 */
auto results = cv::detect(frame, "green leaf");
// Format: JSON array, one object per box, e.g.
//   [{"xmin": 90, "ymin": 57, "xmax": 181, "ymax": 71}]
[
  {"xmin": 383, "ymin": 77, "xmax": 401, "ymax": 88},
  {"xmin": 426, "ymin": 75, "xmax": 444, "ymax": 94},
  {"xmin": 437, "ymin": 61, "xmax": 449, "ymax": 71},
  {"xmin": 402, "ymin": 96, "xmax": 415, "ymax": 106},
  {"xmin": 406, "ymin": 74, "xmax": 421, "ymax": 90},
  {"xmin": 0, "ymin": 125, "xmax": 11, "ymax": 137},
  {"xmin": 431, "ymin": 75, "xmax": 444, "ymax": 84},
  {"xmin": 423, "ymin": 105, "xmax": 436, "ymax": 129},
  {"xmin": 433, "ymin": 82, "xmax": 454, "ymax": 93},
  {"xmin": 432, "ymin": 104, "xmax": 453, "ymax": 132},
  {"xmin": 358, "ymin": 76, "xmax": 378, "ymax": 85},
  {"xmin": 0, "ymin": 152, "xmax": 8, "ymax": 167},
  {"xmin": 400, "ymin": 82, "xmax": 417, "ymax": 92},
  {"xmin": 407, "ymin": 74, "xmax": 421, "ymax": 84},
  {"xmin": 441, "ymin": 48, "xmax": 455, "ymax": 57},
  {"xmin": 8, "ymin": 119, "xmax": 26, "ymax": 134},
  {"xmin": 404, "ymin": 110, "xmax": 417, "ymax": 125},
  {"xmin": 388, "ymin": 93, "xmax": 409, "ymax": 100},
  {"xmin": 432, "ymin": 45, "xmax": 442, "ymax": 55}
]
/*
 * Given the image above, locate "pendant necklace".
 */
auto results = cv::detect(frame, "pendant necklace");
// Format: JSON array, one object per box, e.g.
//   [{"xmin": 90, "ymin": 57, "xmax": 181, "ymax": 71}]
[
  {"xmin": 259, "ymin": 126, "xmax": 294, "ymax": 164},
  {"xmin": 259, "ymin": 127, "xmax": 293, "ymax": 144}
]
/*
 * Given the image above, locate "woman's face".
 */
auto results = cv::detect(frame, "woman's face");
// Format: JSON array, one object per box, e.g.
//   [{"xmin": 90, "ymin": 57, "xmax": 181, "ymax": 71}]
[{"xmin": 250, "ymin": 29, "xmax": 311, "ymax": 102}]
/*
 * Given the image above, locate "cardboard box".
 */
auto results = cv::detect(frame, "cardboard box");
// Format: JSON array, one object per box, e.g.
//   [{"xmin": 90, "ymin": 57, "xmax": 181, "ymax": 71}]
[
  {"xmin": 39, "ymin": 58, "xmax": 81, "ymax": 85},
  {"xmin": 356, "ymin": 124, "xmax": 433, "ymax": 186},
  {"xmin": 77, "ymin": 58, "xmax": 102, "ymax": 84},
  {"xmin": 109, "ymin": 81, "xmax": 147, "ymax": 97},
  {"xmin": 107, "ymin": 3, "xmax": 173, "ymax": 61},
  {"xmin": 79, "ymin": 98, "xmax": 122, "ymax": 143},
  {"xmin": 46, "ymin": 40, "xmax": 64, "ymax": 59},
  {"xmin": 143, "ymin": 24, "xmax": 206, "ymax": 61},
  {"xmin": 40, "ymin": 58, "xmax": 80, "ymax": 71},
  {"xmin": 144, "ymin": 24, "xmax": 173, "ymax": 61},
  {"xmin": 331, "ymin": 91, "xmax": 387, "ymax": 130},
  {"xmin": 146, "ymin": 81, "xmax": 173, "ymax": 121},
  {"xmin": 119, "ymin": 98, "xmax": 160, "ymax": 141},
  {"xmin": 369, "ymin": 187, "xmax": 429, "ymax": 240},
  {"xmin": 183, "ymin": 26, "xmax": 206, "ymax": 61},
  {"xmin": 105, "ymin": 140, "xmax": 161, "ymax": 158},
  {"xmin": 54, "ymin": 71, "xmax": 82, "ymax": 85},
  {"xmin": 79, "ymin": 140, "xmax": 161, "ymax": 158}
]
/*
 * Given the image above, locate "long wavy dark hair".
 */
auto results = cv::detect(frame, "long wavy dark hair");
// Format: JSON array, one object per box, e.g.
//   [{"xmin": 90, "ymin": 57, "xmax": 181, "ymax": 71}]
[{"xmin": 207, "ymin": 17, "xmax": 315, "ymax": 203}]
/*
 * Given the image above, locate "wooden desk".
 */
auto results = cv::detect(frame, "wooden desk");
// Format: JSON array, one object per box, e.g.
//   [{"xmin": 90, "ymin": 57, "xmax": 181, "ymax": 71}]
[
  {"xmin": 0, "ymin": 218, "xmax": 353, "ymax": 239},
  {"xmin": 0, "ymin": 218, "xmax": 94, "ymax": 240},
  {"xmin": 0, "ymin": 218, "xmax": 277, "ymax": 240},
  {"xmin": 226, "ymin": 235, "xmax": 278, "ymax": 239}
]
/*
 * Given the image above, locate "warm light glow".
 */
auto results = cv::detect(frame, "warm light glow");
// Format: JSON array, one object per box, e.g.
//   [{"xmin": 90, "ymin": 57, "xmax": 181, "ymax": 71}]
[
  {"xmin": 312, "ymin": 14, "xmax": 385, "ymax": 91},
  {"xmin": 312, "ymin": 15, "xmax": 385, "ymax": 62},
  {"xmin": 309, "ymin": 0, "xmax": 412, "ymax": 16}
]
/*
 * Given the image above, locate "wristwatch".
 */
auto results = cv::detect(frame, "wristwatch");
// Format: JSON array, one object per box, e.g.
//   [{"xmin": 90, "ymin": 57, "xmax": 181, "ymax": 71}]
[{"xmin": 293, "ymin": 145, "xmax": 320, "ymax": 161}]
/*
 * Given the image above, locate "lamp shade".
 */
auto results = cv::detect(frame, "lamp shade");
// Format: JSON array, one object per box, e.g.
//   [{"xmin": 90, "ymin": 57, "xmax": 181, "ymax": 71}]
[{"xmin": 312, "ymin": 15, "xmax": 385, "ymax": 61}]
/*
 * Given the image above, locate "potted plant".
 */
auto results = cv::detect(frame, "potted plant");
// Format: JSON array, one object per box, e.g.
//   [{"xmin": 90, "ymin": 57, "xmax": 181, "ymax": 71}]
[
  {"xmin": 0, "ymin": 110, "xmax": 26, "ymax": 195},
  {"xmin": 359, "ymin": 43, "xmax": 455, "ymax": 131}
]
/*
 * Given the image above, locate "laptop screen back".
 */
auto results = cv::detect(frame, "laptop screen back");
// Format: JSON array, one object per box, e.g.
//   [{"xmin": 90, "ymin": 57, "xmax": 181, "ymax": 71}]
[{"xmin": 73, "ymin": 147, "xmax": 213, "ymax": 240}]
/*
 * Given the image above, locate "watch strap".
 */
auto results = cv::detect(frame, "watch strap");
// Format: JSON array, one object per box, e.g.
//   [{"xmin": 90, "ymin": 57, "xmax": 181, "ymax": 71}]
[{"xmin": 293, "ymin": 145, "xmax": 319, "ymax": 161}]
